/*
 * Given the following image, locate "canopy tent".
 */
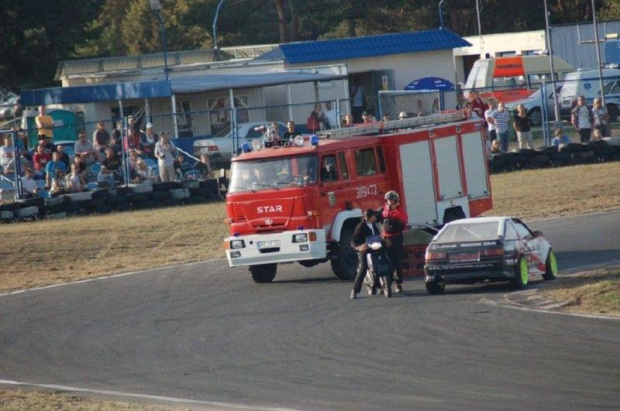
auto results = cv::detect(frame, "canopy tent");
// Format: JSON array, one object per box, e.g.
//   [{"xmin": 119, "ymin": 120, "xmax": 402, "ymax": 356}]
[{"xmin": 404, "ymin": 76, "xmax": 455, "ymax": 110}]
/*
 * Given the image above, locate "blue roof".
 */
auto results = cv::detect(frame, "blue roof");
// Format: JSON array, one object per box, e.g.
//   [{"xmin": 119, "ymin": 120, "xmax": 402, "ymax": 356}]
[{"xmin": 272, "ymin": 29, "xmax": 470, "ymax": 64}]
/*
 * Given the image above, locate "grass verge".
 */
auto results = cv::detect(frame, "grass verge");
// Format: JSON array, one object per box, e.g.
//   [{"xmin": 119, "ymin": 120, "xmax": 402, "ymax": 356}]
[{"xmin": 539, "ymin": 267, "xmax": 620, "ymax": 317}]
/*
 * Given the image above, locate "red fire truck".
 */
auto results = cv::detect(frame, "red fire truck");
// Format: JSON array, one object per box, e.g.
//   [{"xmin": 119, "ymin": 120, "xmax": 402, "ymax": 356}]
[{"xmin": 224, "ymin": 112, "xmax": 493, "ymax": 283}]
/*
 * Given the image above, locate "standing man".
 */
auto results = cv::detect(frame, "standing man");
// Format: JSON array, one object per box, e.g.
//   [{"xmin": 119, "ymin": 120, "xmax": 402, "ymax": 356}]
[
  {"xmin": 35, "ymin": 105, "xmax": 54, "ymax": 145},
  {"xmin": 484, "ymin": 101, "xmax": 497, "ymax": 143},
  {"xmin": 350, "ymin": 76, "xmax": 365, "ymax": 123},
  {"xmin": 378, "ymin": 190, "xmax": 408, "ymax": 293},
  {"xmin": 154, "ymin": 131, "xmax": 177, "ymax": 182},
  {"xmin": 350, "ymin": 209, "xmax": 381, "ymax": 300},
  {"xmin": 488, "ymin": 102, "xmax": 511, "ymax": 152},
  {"xmin": 324, "ymin": 101, "xmax": 339, "ymax": 130},
  {"xmin": 571, "ymin": 95, "xmax": 594, "ymax": 143}
]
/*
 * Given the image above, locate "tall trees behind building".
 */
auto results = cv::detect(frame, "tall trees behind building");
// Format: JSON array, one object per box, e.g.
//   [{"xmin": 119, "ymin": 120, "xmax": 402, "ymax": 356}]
[{"xmin": 1, "ymin": 0, "xmax": 619, "ymax": 91}]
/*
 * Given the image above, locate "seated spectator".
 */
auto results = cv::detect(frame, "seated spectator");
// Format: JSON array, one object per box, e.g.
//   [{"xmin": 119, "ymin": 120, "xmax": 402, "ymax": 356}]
[
  {"xmin": 341, "ymin": 113, "xmax": 354, "ymax": 127},
  {"xmin": 20, "ymin": 167, "xmax": 40, "ymax": 198},
  {"xmin": 141, "ymin": 123, "xmax": 158, "ymax": 158},
  {"xmin": 33, "ymin": 143, "xmax": 51, "ymax": 179},
  {"xmin": 73, "ymin": 154, "xmax": 87, "ymax": 179},
  {"xmin": 591, "ymin": 129, "xmax": 603, "ymax": 141},
  {"xmin": 45, "ymin": 151, "xmax": 67, "ymax": 188},
  {"xmin": 0, "ymin": 134, "xmax": 16, "ymax": 177},
  {"xmin": 65, "ymin": 163, "xmax": 85, "ymax": 193},
  {"xmin": 93, "ymin": 121, "xmax": 111, "ymax": 153},
  {"xmin": 50, "ymin": 168, "xmax": 68, "ymax": 196},
  {"xmin": 130, "ymin": 159, "xmax": 157, "ymax": 183},
  {"xmin": 361, "ymin": 111, "xmax": 376, "ymax": 123},
  {"xmin": 38, "ymin": 135, "xmax": 54, "ymax": 153},
  {"xmin": 97, "ymin": 165, "xmax": 116, "ymax": 189},
  {"xmin": 382, "ymin": 114, "xmax": 390, "ymax": 122},
  {"xmin": 490, "ymin": 139, "xmax": 501, "ymax": 155},
  {"xmin": 109, "ymin": 134, "xmax": 122, "ymax": 160},
  {"xmin": 127, "ymin": 149, "xmax": 140, "ymax": 172},
  {"xmin": 552, "ymin": 129, "xmax": 572, "ymax": 147},
  {"xmin": 125, "ymin": 127, "xmax": 144, "ymax": 156},
  {"xmin": 74, "ymin": 131, "xmax": 99, "ymax": 165},
  {"xmin": 56, "ymin": 144, "xmax": 70, "ymax": 168},
  {"xmin": 173, "ymin": 154, "xmax": 192, "ymax": 180},
  {"xmin": 194, "ymin": 154, "xmax": 214, "ymax": 180},
  {"xmin": 102, "ymin": 147, "xmax": 121, "ymax": 180},
  {"xmin": 282, "ymin": 121, "xmax": 301, "ymax": 142}
]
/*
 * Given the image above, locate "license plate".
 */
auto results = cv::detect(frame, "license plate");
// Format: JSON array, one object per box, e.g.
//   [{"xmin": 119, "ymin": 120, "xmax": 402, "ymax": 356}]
[
  {"xmin": 449, "ymin": 252, "xmax": 479, "ymax": 263},
  {"xmin": 257, "ymin": 240, "xmax": 280, "ymax": 249}
]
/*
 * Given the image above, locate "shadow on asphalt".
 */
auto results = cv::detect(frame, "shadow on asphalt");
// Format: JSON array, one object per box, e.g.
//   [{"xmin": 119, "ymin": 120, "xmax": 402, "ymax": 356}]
[
  {"xmin": 273, "ymin": 276, "xmax": 340, "ymax": 284},
  {"xmin": 555, "ymin": 249, "xmax": 620, "ymax": 271}
]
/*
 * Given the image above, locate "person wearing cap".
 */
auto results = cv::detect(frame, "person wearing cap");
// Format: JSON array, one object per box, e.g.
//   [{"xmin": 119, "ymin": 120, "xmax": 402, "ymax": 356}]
[
  {"xmin": 141, "ymin": 122, "xmax": 158, "ymax": 158},
  {"xmin": 377, "ymin": 190, "xmax": 409, "ymax": 293},
  {"xmin": 398, "ymin": 111, "xmax": 408, "ymax": 120},
  {"xmin": 350, "ymin": 208, "xmax": 381, "ymax": 299}
]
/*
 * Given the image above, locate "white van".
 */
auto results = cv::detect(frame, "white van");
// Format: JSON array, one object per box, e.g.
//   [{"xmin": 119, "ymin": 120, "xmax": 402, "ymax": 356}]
[
  {"xmin": 558, "ymin": 68, "xmax": 620, "ymax": 121},
  {"xmin": 464, "ymin": 55, "xmax": 573, "ymax": 103}
]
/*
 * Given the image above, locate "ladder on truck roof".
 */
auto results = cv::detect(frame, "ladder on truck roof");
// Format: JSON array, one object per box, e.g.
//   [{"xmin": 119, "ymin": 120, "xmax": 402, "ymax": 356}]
[{"xmin": 322, "ymin": 111, "xmax": 468, "ymax": 140}]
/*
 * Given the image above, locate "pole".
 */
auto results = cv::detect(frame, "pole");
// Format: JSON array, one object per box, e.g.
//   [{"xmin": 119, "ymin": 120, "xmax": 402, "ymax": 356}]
[
  {"xmin": 544, "ymin": 0, "xmax": 561, "ymax": 130},
  {"xmin": 155, "ymin": 11, "xmax": 170, "ymax": 81},
  {"xmin": 213, "ymin": 0, "xmax": 227, "ymax": 50},
  {"xmin": 438, "ymin": 0, "xmax": 446, "ymax": 29},
  {"xmin": 592, "ymin": 0, "xmax": 605, "ymax": 105},
  {"xmin": 475, "ymin": 0, "xmax": 483, "ymax": 58}
]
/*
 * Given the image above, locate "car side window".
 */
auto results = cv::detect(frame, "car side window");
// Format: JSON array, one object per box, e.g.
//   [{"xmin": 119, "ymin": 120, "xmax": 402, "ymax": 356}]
[
  {"xmin": 512, "ymin": 219, "xmax": 534, "ymax": 240},
  {"xmin": 504, "ymin": 221, "xmax": 519, "ymax": 241}
]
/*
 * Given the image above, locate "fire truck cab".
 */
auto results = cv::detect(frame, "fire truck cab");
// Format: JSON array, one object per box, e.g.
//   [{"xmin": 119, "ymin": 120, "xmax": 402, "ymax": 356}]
[{"xmin": 224, "ymin": 112, "xmax": 493, "ymax": 283}]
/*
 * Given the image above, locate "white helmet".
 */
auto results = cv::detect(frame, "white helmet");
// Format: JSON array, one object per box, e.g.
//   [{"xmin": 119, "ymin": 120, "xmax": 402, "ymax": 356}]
[{"xmin": 385, "ymin": 190, "xmax": 399, "ymax": 202}]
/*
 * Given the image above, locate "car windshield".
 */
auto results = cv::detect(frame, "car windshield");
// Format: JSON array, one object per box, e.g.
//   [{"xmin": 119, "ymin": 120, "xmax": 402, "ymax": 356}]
[
  {"xmin": 229, "ymin": 154, "xmax": 318, "ymax": 193},
  {"xmin": 434, "ymin": 221, "xmax": 500, "ymax": 243}
]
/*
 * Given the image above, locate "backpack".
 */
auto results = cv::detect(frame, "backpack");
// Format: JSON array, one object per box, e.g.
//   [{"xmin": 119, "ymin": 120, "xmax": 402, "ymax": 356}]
[{"xmin": 306, "ymin": 115, "xmax": 320, "ymax": 132}]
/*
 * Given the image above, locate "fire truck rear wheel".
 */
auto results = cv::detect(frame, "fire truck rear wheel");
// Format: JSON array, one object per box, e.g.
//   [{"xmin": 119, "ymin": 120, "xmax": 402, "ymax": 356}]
[
  {"xmin": 331, "ymin": 225, "xmax": 358, "ymax": 281},
  {"xmin": 249, "ymin": 264, "xmax": 277, "ymax": 283}
]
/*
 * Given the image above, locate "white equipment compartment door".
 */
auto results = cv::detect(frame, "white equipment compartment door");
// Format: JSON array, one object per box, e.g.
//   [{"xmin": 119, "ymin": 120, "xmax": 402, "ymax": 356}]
[
  {"xmin": 461, "ymin": 132, "xmax": 490, "ymax": 198},
  {"xmin": 399, "ymin": 141, "xmax": 438, "ymax": 225},
  {"xmin": 433, "ymin": 136, "xmax": 463, "ymax": 200}
]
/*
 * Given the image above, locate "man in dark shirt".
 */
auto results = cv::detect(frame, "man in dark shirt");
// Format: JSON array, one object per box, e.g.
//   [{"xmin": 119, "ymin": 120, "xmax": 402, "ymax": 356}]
[
  {"xmin": 102, "ymin": 147, "xmax": 122, "ymax": 181},
  {"xmin": 56, "ymin": 145, "xmax": 70, "ymax": 168},
  {"xmin": 350, "ymin": 209, "xmax": 380, "ymax": 300},
  {"xmin": 282, "ymin": 121, "xmax": 301, "ymax": 142}
]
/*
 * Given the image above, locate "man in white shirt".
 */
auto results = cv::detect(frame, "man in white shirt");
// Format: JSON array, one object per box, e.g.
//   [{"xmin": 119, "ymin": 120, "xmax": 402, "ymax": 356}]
[
  {"xmin": 154, "ymin": 132, "xmax": 177, "ymax": 182},
  {"xmin": 484, "ymin": 101, "xmax": 497, "ymax": 142},
  {"xmin": 323, "ymin": 101, "xmax": 339, "ymax": 130},
  {"xmin": 571, "ymin": 95, "xmax": 594, "ymax": 143},
  {"xmin": 0, "ymin": 134, "xmax": 15, "ymax": 176},
  {"xmin": 20, "ymin": 168, "xmax": 40, "ymax": 198}
]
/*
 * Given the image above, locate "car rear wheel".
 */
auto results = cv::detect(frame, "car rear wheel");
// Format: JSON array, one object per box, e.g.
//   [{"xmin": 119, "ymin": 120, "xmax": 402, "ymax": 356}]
[
  {"xmin": 249, "ymin": 264, "xmax": 277, "ymax": 283},
  {"xmin": 543, "ymin": 250, "xmax": 558, "ymax": 281},
  {"xmin": 426, "ymin": 281, "xmax": 445, "ymax": 295},
  {"xmin": 510, "ymin": 256, "xmax": 529, "ymax": 289}
]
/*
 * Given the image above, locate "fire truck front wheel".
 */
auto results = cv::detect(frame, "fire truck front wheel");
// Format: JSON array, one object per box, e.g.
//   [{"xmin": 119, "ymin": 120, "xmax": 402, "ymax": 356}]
[
  {"xmin": 249, "ymin": 264, "xmax": 277, "ymax": 283},
  {"xmin": 331, "ymin": 225, "xmax": 358, "ymax": 281}
]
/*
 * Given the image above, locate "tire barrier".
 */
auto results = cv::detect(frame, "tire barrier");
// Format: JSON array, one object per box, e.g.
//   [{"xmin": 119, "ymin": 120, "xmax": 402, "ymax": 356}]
[
  {"xmin": 488, "ymin": 141, "xmax": 620, "ymax": 173},
  {"xmin": 0, "ymin": 178, "xmax": 224, "ymax": 223}
]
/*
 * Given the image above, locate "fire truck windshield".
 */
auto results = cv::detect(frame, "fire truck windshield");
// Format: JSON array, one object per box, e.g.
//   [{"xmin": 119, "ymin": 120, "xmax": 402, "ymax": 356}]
[{"xmin": 229, "ymin": 155, "xmax": 318, "ymax": 193}]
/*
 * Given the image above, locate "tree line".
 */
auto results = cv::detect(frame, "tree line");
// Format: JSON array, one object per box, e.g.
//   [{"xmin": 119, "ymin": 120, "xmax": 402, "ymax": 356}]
[{"xmin": 1, "ymin": 0, "xmax": 619, "ymax": 92}]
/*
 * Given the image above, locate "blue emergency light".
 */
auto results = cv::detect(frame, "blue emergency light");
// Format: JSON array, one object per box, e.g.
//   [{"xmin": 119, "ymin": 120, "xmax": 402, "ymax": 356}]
[
  {"xmin": 310, "ymin": 135, "xmax": 319, "ymax": 146},
  {"xmin": 241, "ymin": 143, "xmax": 252, "ymax": 153}
]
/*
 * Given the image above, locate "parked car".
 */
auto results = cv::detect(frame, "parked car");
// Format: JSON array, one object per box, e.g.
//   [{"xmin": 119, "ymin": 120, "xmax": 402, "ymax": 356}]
[
  {"xmin": 0, "ymin": 94, "xmax": 21, "ymax": 121},
  {"xmin": 505, "ymin": 84, "xmax": 563, "ymax": 126},
  {"xmin": 559, "ymin": 68, "xmax": 620, "ymax": 121},
  {"xmin": 193, "ymin": 122, "xmax": 287, "ymax": 168},
  {"xmin": 424, "ymin": 217, "xmax": 558, "ymax": 294}
]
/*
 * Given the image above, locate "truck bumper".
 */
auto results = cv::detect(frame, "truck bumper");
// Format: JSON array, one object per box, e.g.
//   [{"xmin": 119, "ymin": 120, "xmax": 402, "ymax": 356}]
[{"xmin": 225, "ymin": 229, "xmax": 327, "ymax": 267}]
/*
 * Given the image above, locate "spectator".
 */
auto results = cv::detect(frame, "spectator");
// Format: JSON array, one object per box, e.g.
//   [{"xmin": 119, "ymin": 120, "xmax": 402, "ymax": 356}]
[
  {"xmin": 73, "ymin": 154, "xmax": 87, "ymax": 179},
  {"xmin": 141, "ymin": 122, "xmax": 158, "ymax": 158},
  {"xmin": 469, "ymin": 90, "xmax": 486, "ymax": 119},
  {"xmin": 97, "ymin": 165, "xmax": 116, "ymax": 189},
  {"xmin": 324, "ymin": 101, "xmax": 339, "ymax": 130},
  {"xmin": 45, "ymin": 151, "xmax": 67, "ymax": 188},
  {"xmin": 112, "ymin": 121, "xmax": 123, "ymax": 142},
  {"xmin": 125, "ymin": 127, "xmax": 144, "ymax": 156},
  {"xmin": 513, "ymin": 104, "xmax": 533, "ymax": 149},
  {"xmin": 382, "ymin": 114, "xmax": 390, "ymax": 122},
  {"xmin": 65, "ymin": 163, "xmax": 85, "ymax": 193},
  {"xmin": 591, "ymin": 97, "xmax": 609, "ymax": 137},
  {"xmin": 306, "ymin": 104, "xmax": 322, "ymax": 133},
  {"xmin": 282, "ymin": 121, "xmax": 301, "ymax": 142},
  {"xmin": 49, "ymin": 168, "xmax": 68, "ymax": 196},
  {"xmin": 35, "ymin": 105, "xmax": 54, "ymax": 142},
  {"xmin": 361, "ymin": 111, "xmax": 376, "ymax": 123},
  {"xmin": 462, "ymin": 102, "xmax": 479, "ymax": 119},
  {"xmin": 490, "ymin": 138, "xmax": 501, "ymax": 155},
  {"xmin": 591, "ymin": 128, "xmax": 603, "ymax": 141},
  {"xmin": 12, "ymin": 126, "xmax": 29, "ymax": 152},
  {"xmin": 127, "ymin": 149, "xmax": 140, "ymax": 171},
  {"xmin": 551, "ymin": 129, "xmax": 571, "ymax": 146},
  {"xmin": 109, "ymin": 134, "xmax": 122, "ymax": 160},
  {"xmin": 571, "ymin": 95, "xmax": 594, "ymax": 143},
  {"xmin": 21, "ymin": 167, "xmax": 40, "ymax": 198},
  {"xmin": 131, "ymin": 159, "xmax": 157, "ymax": 183},
  {"xmin": 416, "ymin": 99, "xmax": 426, "ymax": 117},
  {"xmin": 33, "ymin": 143, "xmax": 51, "ymax": 178},
  {"xmin": 484, "ymin": 101, "xmax": 497, "ymax": 142},
  {"xmin": 93, "ymin": 121, "xmax": 110, "ymax": 153},
  {"xmin": 0, "ymin": 134, "xmax": 15, "ymax": 176},
  {"xmin": 102, "ymin": 147, "xmax": 122, "ymax": 181},
  {"xmin": 398, "ymin": 111, "xmax": 408, "ymax": 120},
  {"xmin": 74, "ymin": 131, "xmax": 99, "ymax": 165},
  {"xmin": 195, "ymin": 154, "xmax": 214, "ymax": 180},
  {"xmin": 350, "ymin": 76, "xmax": 365, "ymax": 123},
  {"xmin": 173, "ymin": 153, "xmax": 192, "ymax": 180},
  {"xmin": 154, "ymin": 131, "xmax": 177, "ymax": 182},
  {"xmin": 488, "ymin": 102, "xmax": 511, "ymax": 152},
  {"xmin": 56, "ymin": 144, "xmax": 70, "ymax": 168},
  {"xmin": 341, "ymin": 113, "xmax": 354, "ymax": 127}
]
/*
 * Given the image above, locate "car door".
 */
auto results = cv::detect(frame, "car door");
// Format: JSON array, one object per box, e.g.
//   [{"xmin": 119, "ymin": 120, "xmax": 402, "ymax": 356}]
[{"xmin": 511, "ymin": 218, "xmax": 545, "ymax": 274}]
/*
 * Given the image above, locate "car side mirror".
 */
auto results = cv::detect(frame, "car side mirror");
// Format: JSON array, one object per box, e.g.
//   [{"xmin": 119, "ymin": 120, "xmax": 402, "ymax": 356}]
[{"xmin": 533, "ymin": 230, "xmax": 543, "ymax": 238}]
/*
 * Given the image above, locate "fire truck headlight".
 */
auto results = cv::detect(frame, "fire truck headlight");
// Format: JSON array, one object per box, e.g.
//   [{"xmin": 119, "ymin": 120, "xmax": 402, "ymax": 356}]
[
  {"xmin": 293, "ymin": 233, "xmax": 308, "ymax": 243},
  {"xmin": 230, "ymin": 239, "xmax": 245, "ymax": 249}
]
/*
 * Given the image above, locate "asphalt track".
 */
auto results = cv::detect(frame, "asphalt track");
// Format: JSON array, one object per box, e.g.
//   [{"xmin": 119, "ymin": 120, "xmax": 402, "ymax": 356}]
[{"xmin": 1, "ymin": 211, "xmax": 619, "ymax": 410}]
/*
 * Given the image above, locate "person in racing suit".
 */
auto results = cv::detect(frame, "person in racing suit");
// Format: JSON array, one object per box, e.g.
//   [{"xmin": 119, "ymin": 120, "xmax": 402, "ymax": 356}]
[
  {"xmin": 377, "ymin": 190, "xmax": 408, "ymax": 293},
  {"xmin": 350, "ymin": 209, "xmax": 381, "ymax": 300}
]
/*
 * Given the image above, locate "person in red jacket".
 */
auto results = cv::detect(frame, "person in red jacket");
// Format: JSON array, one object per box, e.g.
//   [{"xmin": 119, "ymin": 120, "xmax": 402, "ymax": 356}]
[{"xmin": 379, "ymin": 190, "xmax": 408, "ymax": 293}]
